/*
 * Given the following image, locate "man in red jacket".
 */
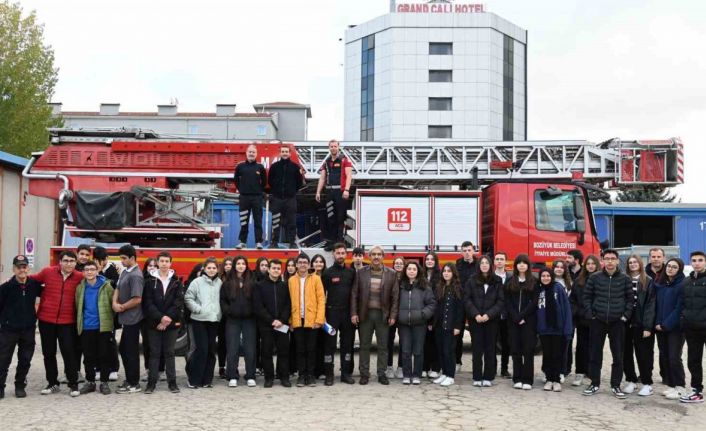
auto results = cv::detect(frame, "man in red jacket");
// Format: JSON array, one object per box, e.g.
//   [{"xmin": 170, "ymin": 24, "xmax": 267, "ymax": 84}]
[{"xmin": 31, "ymin": 250, "xmax": 84, "ymax": 396}]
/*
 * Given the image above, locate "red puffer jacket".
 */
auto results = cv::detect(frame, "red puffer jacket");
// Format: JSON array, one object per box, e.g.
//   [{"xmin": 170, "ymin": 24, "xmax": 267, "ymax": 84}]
[{"xmin": 32, "ymin": 266, "xmax": 84, "ymax": 324}]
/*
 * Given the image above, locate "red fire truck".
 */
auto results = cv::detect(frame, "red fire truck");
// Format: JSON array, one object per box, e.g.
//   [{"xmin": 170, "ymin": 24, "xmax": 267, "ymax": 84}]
[{"xmin": 24, "ymin": 129, "xmax": 684, "ymax": 274}]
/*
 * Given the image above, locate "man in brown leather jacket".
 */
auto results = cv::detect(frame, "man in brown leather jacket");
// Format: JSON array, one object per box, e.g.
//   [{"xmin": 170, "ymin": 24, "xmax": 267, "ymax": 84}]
[{"xmin": 351, "ymin": 246, "xmax": 399, "ymax": 385}]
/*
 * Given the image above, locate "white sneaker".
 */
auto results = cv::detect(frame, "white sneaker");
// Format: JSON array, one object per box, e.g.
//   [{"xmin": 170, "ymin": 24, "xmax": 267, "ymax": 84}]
[
  {"xmin": 228, "ymin": 379, "xmax": 238, "ymax": 388},
  {"xmin": 513, "ymin": 382, "xmax": 523, "ymax": 389},
  {"xmin": 544, "ymin": 381, "xmax": 553, "ymax": 391},
  {"xmin": 402, "ymin": 378, "xmax": 411, "ymax": 385},
  {"xmin": 385, "ymin": 366, "xmax": 395, "ymax": 379},
  {"xmin": 473, "ymin": 381, "xmax": 482, "ymax": 387},
  {"xmin": 412, "ymin": 377, "xmax": 421, "ymax": 385},
  {"xmin": 522, "ymin": 384, "xmax": 532, "ymax": 390},
  {"xmin": 559, "ymin": 374, "xmax": 565, "ymax": 384},
  {"xmin": 236, "ymin": 242, "xmax": 245, "ymax": 249},
  {"xmin": 255, "ymin": 243, "xmax": 263, "ymax": 250},
  {"xmin": 553, "ymin": 382, "xmax": 562, "ymax": 392},
  {"xmin": 428, "ymin": 371, "xmax": 439, "ymax": 379},
  {"xmin": 422, "ymin": 371, "xmax": 427, "ymax": 378},
  {"xmin": 667, "ymin": 386, "xmax": 686, "ymax": 400},
  {"xmin": 638, "ymin": 385, "xmax": 653, "ymax": 396},
  {"xmin": 247, "ymin": 379, "xmax": 256, "ymax": 387},
  {"xmin": 440, "ymin": 377, "xmax": 454, "ymax": 387},
  {"xmin": 482, "ymin": 380, "xmax": 492, "ymax": 387},
  {"xmin": 572, "ymin": 374, "xmax": 584, "ymax": 387},
  {"xmin": 109, "ymin": 372, "xmax": 119, "ymax": 382},
  {"xmin": 623, "ymin": 382, "xmax": 636, "ymax": 394},
  {"xmin": 663, "ymin": 387, "xmax": 676, "ymax": 397},
  {"xmin": 395, "ymin": 367, "xmax": 404, "ymax": 379},
  {"xmin": 433, "ymin": 374, "xmax": 447, "ymax": 384},
  {"xmin": 69, "ymin": 387, "xmax": 80, "ymax": 397}
]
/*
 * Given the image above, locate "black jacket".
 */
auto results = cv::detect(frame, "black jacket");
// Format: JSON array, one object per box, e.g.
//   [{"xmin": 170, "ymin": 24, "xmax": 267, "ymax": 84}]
[
  {"xmin": 0, "ymin": 277, "xmax": 42, "ymax": 330},
  {"xmin": 681, "ymin": 270, "xmax": 706, "ymax": 331},
  {"xmin": 142, "ymin": 272, "xmax": 184, "ymax": 330},
  {"xmin": 322, "ymin": 263, "xmax": 356, "ymax": 310},
  {"xmin": 503, "ymin": 277, "xmax": 537, "ymax": 326},
  {"xmin": 434, "ymin": 284, "xmax": 464, "ymax": 332},
  {"xmin": 397, "ymin": 281, "xmax": 436, "ymax": 326},
  {"xmin": 464, "ymin": 274, "xmax": 505, "ymax": 320},
  {"xmin": 455, "ymin": 258, "xmax": 477, "ymax": 287},
  {"xmin": 582, "ymin": 269, "xmax": 633, "ymax": 323},
  {"xmin": 100, "ymin": 262, "xmax": 120, "ymax": 286},
  {"xmin": 253, "ymin": 277, "xmax": 291, "ymax": 328},
  {"xmin": 234, "ymin": 160, "xmax": 266, "ymax": 195},
  {"xmin": 628, "ymin": 275, "xmax": 656, "ymax": 331},
  {"xmin": 220, "ymin": 282, "xmax": 255, "ymax": 320},
  {"xmin": 267, "ymin": 158, "xmax": 304, "ymax": 199},
  {"xmin": 570, "ymin": 275, "xmax": 593, "ymax": 326},
  {"xmin": 645, "ymin": 263, "xmax": 664, "ymax": 282}
]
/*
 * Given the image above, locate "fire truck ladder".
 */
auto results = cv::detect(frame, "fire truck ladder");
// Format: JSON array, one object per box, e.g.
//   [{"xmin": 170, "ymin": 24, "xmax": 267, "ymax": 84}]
[{"xmin": 293, "ymin": 138, "xmax": 684, "ymax": 188}]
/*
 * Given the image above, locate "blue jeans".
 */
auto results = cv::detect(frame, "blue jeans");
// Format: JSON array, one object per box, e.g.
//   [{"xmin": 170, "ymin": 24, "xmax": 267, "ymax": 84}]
[
  {"xmin": 398, "ymin": 324, "xmax": 426, "ymax": 378},
  {"xmin": 225, "ymin": 318, "xmax": 256, "ymax": 380}
]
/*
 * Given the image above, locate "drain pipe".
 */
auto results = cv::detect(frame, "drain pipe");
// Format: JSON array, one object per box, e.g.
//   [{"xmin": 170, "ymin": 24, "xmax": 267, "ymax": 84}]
[{"xmin": 22, "ymin": 154, "xmax": 73, "ymax": 208}]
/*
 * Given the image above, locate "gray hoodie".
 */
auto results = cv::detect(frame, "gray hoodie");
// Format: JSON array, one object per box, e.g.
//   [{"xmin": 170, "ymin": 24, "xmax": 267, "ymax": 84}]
[
  {"xmin": 185, "ymin": 274, "xmax": 222, "ymax": 322},
  {"xmin": 397, "ymin": 280, "xmax": 436, "ymax": 326}
]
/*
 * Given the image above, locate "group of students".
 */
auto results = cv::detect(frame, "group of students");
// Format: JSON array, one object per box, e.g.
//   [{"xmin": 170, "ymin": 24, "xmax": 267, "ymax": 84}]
[{"xmin": 1, "ymin": 242, "xmax": 706, "ymax": 405}]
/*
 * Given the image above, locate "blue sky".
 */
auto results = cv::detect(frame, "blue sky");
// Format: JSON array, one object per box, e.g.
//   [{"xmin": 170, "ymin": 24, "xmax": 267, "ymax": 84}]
[{"xmin": 20, "ymin": 0, "xmax": 706, "ymax": 202}]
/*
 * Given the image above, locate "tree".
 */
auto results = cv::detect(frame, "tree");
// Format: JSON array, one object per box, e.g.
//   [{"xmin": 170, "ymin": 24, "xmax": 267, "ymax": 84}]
[
  {"xmin": 616, "ymin": 186, "xmax": 678, "ymax": 203},
  {"xmin": 0, "ymin": 1, "xmax": 60, "ymax": 158}
]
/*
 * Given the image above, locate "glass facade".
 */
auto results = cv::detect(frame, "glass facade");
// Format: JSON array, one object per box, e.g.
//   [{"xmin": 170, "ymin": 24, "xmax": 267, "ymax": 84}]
[
  {"xmin": 429, "ymin": 70, "xmax": 453, "ymax": 83},
  {"xmin": 428, "ymin": 125, "xmax": 452, "ymax": 139},
  {"xmin": 503, "ymin": 34, "xmax": 514, "ymax": 141},
  {"xmin": 429, "ymin": 42, "xmax": 453, "ymax": 55},
  {"xmin": 429, "ymin": 97, "xmax": 452, "ymax": 111},
  {"xmin": 361, "ymin": 34, "xmax": 375, "ymax": 141}
]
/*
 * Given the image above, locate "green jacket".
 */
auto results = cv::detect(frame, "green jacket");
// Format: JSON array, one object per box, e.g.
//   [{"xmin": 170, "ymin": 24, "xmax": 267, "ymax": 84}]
[{"xmin": 75, "ymin": 275, "xmax": 115, "ymax": 335}]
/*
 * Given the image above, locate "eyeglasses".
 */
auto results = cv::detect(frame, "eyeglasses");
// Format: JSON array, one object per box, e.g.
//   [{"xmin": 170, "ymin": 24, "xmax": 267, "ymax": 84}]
[
  {"xmin": 603, "ymin": 257, "xmax": 618, "ymax": 261},
  {"xmin": 666, "ymin": 264, "xmax": 680, "ymax": 270},
  {"xmin": 60, "ymin": 259, "xmax": 76, "ymax": 264}
]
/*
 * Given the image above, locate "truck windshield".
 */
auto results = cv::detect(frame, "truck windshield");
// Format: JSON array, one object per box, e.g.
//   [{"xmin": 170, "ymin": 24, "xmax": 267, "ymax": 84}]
[{"xmin": 535, "ymin": 190, "xmax": 578, "ymax": 232}]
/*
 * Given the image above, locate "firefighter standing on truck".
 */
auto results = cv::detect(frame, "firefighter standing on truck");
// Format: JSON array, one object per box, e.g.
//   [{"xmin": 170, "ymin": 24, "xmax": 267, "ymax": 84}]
[
  {"xmin": 234, "ymin": 144, "xmax": 267, "ymax": 249},
  {"xmin": 267, "ymin": 145, "xmax": 305, "ymax": 249},
  {"xmin": 316, "ymin": 139, "xmax": 353, "ymax": 250}
]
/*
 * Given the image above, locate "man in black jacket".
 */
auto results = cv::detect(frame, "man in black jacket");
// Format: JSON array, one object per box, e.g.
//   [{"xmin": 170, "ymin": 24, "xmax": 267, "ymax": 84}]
[
  {"xmin": 142, "ymin": 251, "xmax": 184, "ymax": 394},
  {"xmin": 0, "ymin": 255, "xmax": 43, "ymax": 399},
  {"xmin": 582, "ymin": 249, "xmax": 633, "ymax": 399},
  {"xmin": 234, "ymin": 144, "xmax": 267, "ymax": 249},
  {"xmin": 680, "ymin": 250, "xmax": 706, "ymax": 403},
  {"xmin": 322, "ymin": 243, "xmax": 356, "ymax": 386},
  {"xmin": 454, "ymin": 241, "xmax": 477, "ymax": 370},
  {"xmin": 253, "ymin": 259, "xmax": 292, "ymax": 388},
  {"xmin": 645, "ymin": 247, "xmax": 666, "ymax": 281},
  {"xmin": 93, "ymin": 246, "xmax": 120, "ymax": 381},
  {"xmin": 267, "ymin": 145, "xmax": 304, "ymax": 249}
]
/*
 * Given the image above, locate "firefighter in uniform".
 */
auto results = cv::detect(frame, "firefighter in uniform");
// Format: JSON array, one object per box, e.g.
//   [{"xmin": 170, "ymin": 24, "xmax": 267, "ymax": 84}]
[
  {"xmin": 267, "ymin": 145, "xmax": 305, "ymax": 249},
  {"xmin": 321, "ymin": 243, "xmax": 356, "ymax": 385},
  {"xmin": 316, "ymin": 140, "xmax": 353, "ymax": 250},
  {"xmin": 234, "ymin": 144, "xmax": 267, "ymax": 249}
]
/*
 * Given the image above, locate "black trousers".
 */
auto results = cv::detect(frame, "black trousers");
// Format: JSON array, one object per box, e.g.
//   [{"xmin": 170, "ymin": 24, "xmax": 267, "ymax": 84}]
[
  {"xmin": 686, "ymin": 330, "xmax": 706, "ymax": 392},
  {"xmin": 147, "ymin": 328, "xmax": 178, "ymax": 384},
  {"xmin": 324, "ymin": 307, "xmax": 354, "ymax": 377},
  {"xmin": 109, "ymin": 331, "xmax": 120, "ymax": 373},
  {"xmin": 498, "ymin": 318, "xmax": 510, "ymax": 373},
  {"xmin": 657, "ymin": 330, "xmax": 685, "ymax": 388},
  {"xmin": 0, "ymin": 327, "xmax": 35, "ymax": 389},
  {"xmin": 455, "ymin": 330, "xmax": 464, "ymax": 365},
  {"xmin": 323, "ymin": 189, "xmax": 347, "ymax": 242},
  {"xmin": 423, "ymin": 326, "xmax": 439, "ymax": 372},
  {"xmin": 80, "ymin": 330, "xmax": 112, "ymax": 383},
  {"xmin": 186, "ymin": 320, "xmax": 219, "ymax": 386},
  {"xmin": 239, "ymin": 194, "xmax": 264, "ymax": 243},
  {"xmin": 141, "ymin": 322, "xmax": 164, "ymax": 372},
  {"xmin": 260, "ymin": 327, "xmax": 290, "ymax": 381},
  {"xmin": 588, "ymin": 319, "xmax": 624, "ymax": 388},
  {"xmin": 387, "ymin": 324, "xmax": 401, "ymax": 368},
  {"xmin": 435, "ymin": 327, "xmax": 457, "ymax": 378},
  {"xmin": 508, "ymin": 321, "xmax": 535, "ymax": 384},
  {"xmin": 119, "ymin": 323, "xmax": 142, "ymax": 386},
  {"xmin": 399, "ymin": 324, "xmax": 426, "ymax": 378},
  {"xmin": 217, "ymin": 319, "xmax": 227, "ymax": 370},
  {"xmin": 294, "ymin": 326, "xmax": 318, "ymax": 378},
  {"xmin": 470, "ymin": 320, "xmax": 498, "ymax": 381},
  {"xmin": 563, "ymin": 331, "xmax": 573, "ymax": 375},
  {"xmin": 541, "ymin": 335, "xmax": 565, "ymax": 383},
  {"xmin": 574, "ymin": 324, "xmax": 590, "ymax": 375},
  {"xmin": 624, "ymin": 325, "xmax": 655, "ymax": 385},
  {"xmin": 38, "ymin": 321, "xmax": 78, "ymax": 386},
  {"xmin": 270, "ymin": 196, "xmax": 297, "ymax": 244}
]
